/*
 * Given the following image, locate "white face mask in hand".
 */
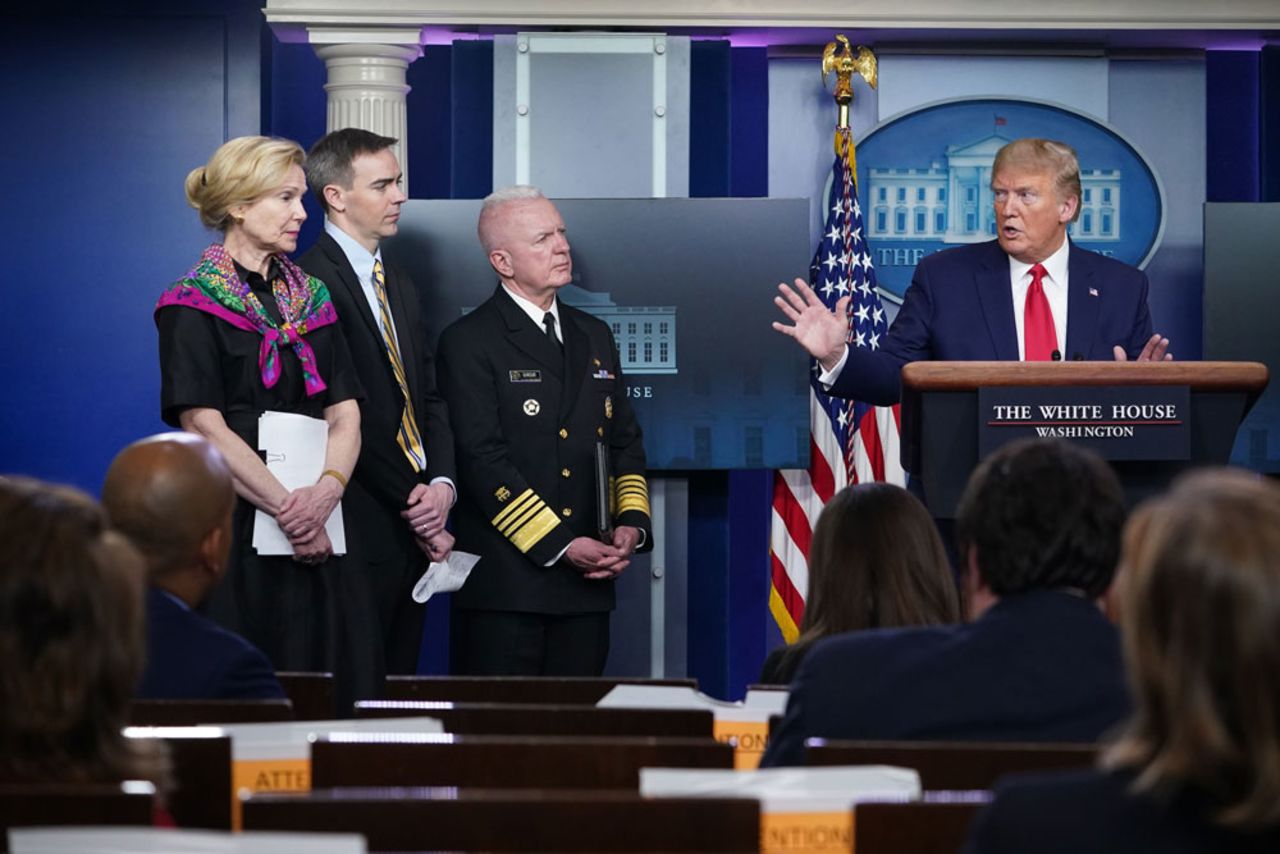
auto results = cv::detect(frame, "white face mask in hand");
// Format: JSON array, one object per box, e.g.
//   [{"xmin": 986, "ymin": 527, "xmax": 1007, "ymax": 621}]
[{"xmin": 412, "ymin": 550, "xmax": 482, "ymax": 603}]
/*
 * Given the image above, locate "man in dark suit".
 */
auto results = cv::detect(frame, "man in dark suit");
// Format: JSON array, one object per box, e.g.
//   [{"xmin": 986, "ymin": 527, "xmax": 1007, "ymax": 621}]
[
  {"xmin": 298, "ymin": 129, "xmax": 456, "ymax": 674},
  {"xmin": 436, "ymin": 186, "xmax": 653, "ymax": 676},
  {"xmin": 102, "ymin": 433, "xmax": 285, "ymax": 701},
  {"xmin": 773, "ymin": 137, "xmax": 1173, "ymax": 405},
  {"xmin": 759, "ymin": 438, "xmax": 1130, "ymax": 767}
]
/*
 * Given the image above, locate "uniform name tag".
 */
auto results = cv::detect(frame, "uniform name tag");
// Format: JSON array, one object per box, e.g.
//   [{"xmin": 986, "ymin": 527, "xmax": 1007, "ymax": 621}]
[{"xmin": 509, "ymin": 370, "xmax": 542, "ymax": 383}]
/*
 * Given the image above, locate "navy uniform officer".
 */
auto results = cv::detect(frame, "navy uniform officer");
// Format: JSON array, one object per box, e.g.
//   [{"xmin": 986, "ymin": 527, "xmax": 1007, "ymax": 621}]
[{"xmin": 436, "ymin": 185, "xmax": 652, "ymax": 676}]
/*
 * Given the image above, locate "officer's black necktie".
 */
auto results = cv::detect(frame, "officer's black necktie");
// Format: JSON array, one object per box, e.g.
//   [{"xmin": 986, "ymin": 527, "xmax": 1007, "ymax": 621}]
[{"xmin": 542, "ymin": 311, "xmax": 562, "ymax": 352}]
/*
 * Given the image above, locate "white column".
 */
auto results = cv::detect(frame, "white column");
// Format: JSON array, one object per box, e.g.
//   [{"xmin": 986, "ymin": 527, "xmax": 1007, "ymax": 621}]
[{"xmin": 312, "ymin": 35, "xmax": 422, "ymax": 191}]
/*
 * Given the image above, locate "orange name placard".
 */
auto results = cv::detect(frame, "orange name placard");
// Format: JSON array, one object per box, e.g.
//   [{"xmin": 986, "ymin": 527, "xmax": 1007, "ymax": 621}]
[
  {"xmin": 713, "ymin": 719, "xmax": 771, "ymax": 770},
  {"xmin": 230, "ymin": 757, "xmax": 310, "ymax": 829},
  {"xmin": 760, "ymin": 810, "xmax": 853, "ymax": 854}
]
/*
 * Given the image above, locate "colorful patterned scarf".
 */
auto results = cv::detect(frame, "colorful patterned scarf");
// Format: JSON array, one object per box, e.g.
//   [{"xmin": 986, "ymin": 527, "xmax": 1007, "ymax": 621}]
[{"xmin": 156, "ymin": 244, "xmax": 338, "ymax": 395}]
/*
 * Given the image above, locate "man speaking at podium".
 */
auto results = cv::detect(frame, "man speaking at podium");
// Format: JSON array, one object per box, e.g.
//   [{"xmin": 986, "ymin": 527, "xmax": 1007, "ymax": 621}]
[{"xmin": 773, "ymin": 138, "xmax": 1173, "ymax": 405}]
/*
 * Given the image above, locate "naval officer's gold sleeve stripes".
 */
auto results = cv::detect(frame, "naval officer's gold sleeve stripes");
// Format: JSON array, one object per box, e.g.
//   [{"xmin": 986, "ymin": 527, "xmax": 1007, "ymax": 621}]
[
  {"xmin": 614, "ymin": 474, "xmax": 651, "ymax": 517},
  {"xmin": 491, "ymin": 488, "xmax": 561, "ymax": 553}
]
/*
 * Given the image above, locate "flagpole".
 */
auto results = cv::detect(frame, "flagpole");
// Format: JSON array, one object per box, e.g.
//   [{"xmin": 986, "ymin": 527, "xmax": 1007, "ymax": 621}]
[
  {"xmin": 821, "ymin": 35, "xmax": 877, "ymax": 174},
  {"xmin": 768, "ymin": 38, "xmax": 895, "ymax": 645}
]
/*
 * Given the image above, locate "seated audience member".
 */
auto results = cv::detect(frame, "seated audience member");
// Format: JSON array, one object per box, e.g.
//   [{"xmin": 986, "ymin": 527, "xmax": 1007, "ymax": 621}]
[
  {"xmin": 760, "ymin": 482, "xmax": 960, "ymax": 685},
  {"xmin": 0, "ymin": 477, "xmax": 167, "ymax": 785},
  {"xmin": 760, "ymin": 438, "xmax": 1130, "ymax": 767},
  {"xmin": 964, "ymin": 469, "xmax": 1280, "ymax": 853},
  {"xmin": 102, "ymin": 433, "xmax": 285, "ymax": 701}
]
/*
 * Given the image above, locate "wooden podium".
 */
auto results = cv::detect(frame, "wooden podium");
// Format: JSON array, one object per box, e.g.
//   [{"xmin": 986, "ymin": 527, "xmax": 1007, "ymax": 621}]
[{"xmin": 900, "ymin": 361, "xmax": 1269, "ymax": 517}]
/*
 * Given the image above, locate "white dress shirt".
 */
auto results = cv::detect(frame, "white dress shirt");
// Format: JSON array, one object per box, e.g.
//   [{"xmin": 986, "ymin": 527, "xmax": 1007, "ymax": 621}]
[
  {"xmin": 502, "ymin": 283, "xmax": 562, "ymax": 342},
  {"xmin": 324, "ymin": 220, "xmax": 398, "ymax": 342}
]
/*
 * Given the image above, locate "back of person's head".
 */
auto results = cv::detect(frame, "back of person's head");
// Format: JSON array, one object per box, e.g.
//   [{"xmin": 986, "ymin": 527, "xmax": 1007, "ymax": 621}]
[
  {"xmin": 184, "ymin": 135, "xmax": 306, "ymax": 232},
  {"xmin": 1104, "ymin": 468, "xmax": 1280, "ymax": 829},
  {"xmin": 0, "ymin": 477, "xmax": 165, "ymax": 785},
  {"xmin": 956, "ymin": 438, "xmax": 1125, "ymax": 598},
  {"xmin": 779, "ymin": 483, "xmax": 960, "ymax": 672},
  {"xmin": 306, "ymin": 127, "xmax": 398, "ymax": 212},
  {"xmin": 101, "ymin": 432, "xmax": 235, "ymax": 584}
]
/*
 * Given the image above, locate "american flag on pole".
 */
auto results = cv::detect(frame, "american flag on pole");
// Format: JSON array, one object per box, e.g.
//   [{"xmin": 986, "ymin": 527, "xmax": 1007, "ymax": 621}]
[{"xmin": 769, "ymin": 127, "xmax": 905, "ymax": 642}]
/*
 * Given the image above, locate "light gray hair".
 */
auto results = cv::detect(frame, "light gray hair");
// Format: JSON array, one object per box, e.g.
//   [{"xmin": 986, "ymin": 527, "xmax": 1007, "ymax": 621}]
[{"xmin": 478, "ymin": 185, "xmax": 548, "ymax": 252}]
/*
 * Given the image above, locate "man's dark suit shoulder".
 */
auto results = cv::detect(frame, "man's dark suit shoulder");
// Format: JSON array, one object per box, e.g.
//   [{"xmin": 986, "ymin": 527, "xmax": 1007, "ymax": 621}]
[
  {"xmin": 440, "ymin": 292, "xmax": 499, "ymax": 334},
  {"xmin": 438, "ymin": 293, "xmax": 612, "ymax": 337},
  {"xmin": 295, "ymin": 232, "xmax": 342, "ymax": 282},
  {"xmin": 758, "ymin": 591, "xmax": 1129, "ymax": 767},
  {"xmin": 964, "ymin": 768, "xmax": 1280, "ymax": 854},
  {"xmin": 137, "ymin": 588, "xmax": 284, "ymax": 701},
  {"xmin": 915, "ymin": 238, "xmax": 1005, "ymax": 269},
  {"xmin": 917, "ymin": 238, "xmax": 1143, "ymax": 283}
]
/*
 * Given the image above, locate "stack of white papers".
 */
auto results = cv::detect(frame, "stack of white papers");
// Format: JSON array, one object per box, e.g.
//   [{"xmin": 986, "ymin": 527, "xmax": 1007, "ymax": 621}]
[{"xmin": 253, "ymin": 412, "xmax": 345, "ymax": 556}]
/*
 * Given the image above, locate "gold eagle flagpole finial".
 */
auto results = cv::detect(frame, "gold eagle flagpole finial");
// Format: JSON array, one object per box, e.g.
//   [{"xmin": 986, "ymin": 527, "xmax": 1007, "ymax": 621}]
[{"xmin": 821, "ymin": 35, "xmax": 877, "ymax": 175}]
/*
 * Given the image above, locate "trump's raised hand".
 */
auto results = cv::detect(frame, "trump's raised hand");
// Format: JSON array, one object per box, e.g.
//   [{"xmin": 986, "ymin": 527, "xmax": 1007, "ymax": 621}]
[{"xmin": 772, "ymin": 278, "xmax": 849, "ymax": 371}]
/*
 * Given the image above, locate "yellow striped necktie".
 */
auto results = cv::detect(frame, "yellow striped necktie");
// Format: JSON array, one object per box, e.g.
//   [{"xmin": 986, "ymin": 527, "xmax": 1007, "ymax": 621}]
[{"xmin": 373, "ymin": 259, "xmax": 426, "ymax": 472}]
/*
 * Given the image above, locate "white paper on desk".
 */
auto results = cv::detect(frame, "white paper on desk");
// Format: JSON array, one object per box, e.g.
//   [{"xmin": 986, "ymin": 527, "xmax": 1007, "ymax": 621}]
[
  {"xmin": 10, "ymin": 827, "xmax": 367, "ymax": 853},
  {"xmin": 252, "ymin": 411, "xmax": 346, "ymax": 556},
  {"xmin": 598, "ymin": 684, "xmax": 787, "ymax": 720},
  {"xmin": 640, "ymin": 765, "xmax": 921, "ymax": 812},
  {"xmin": 412, "ymin": 550, "xmax": 481, "ymax": 602}
]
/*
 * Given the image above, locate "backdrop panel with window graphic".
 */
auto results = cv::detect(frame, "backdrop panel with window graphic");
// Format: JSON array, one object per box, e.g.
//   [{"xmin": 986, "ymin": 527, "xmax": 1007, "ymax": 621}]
[{"xmin": 387, "ymin": 198, "xmax": 811, "ymax": 470}]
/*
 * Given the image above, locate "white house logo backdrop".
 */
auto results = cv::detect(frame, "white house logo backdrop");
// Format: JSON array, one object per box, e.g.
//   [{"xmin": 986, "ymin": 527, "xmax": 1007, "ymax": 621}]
[
  {"xmin": 855, "ymin": 97, "xmax": 1166, "ymax": 303},
  {"xmin": 557, "ymin": 285, "xmax": 677, "ymax": 375}
]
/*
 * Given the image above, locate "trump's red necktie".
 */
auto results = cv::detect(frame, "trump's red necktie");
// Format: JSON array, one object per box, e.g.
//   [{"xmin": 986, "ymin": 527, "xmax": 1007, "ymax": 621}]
[{"xmin": 1023, "ymin": 263, "xmax": 1058, "ymax": 361}]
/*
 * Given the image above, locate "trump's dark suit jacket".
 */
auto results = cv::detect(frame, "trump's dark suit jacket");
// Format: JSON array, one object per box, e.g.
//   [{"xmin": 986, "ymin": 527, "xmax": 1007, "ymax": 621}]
[
  {"xmin": 964, "ymin": 768, "xmax": 1280, "ymax": 854},
  {"xmin": 759, "ymin": 590, "xmax": 1130, "ymax": 767},
  {"xmin": 137, "ymin": 588, "xmax": 284, "ymax": 700},
  {"xmin": 436, "ymin": 286, "xmax": 652, "ymax": 615},
  {"xmin": 298, "ymin": 232, "xmax": 456, "ymax": 670},
  {"xmin": 831, "ymin": 239, "xmax": 1156, "ymax": 404}
]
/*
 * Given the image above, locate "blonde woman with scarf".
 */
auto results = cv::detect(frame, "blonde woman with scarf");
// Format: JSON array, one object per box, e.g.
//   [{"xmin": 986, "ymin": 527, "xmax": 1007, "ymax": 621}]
[{"xmin": 156, "ymin": 136, "xmax": 379, "ymax": 713}]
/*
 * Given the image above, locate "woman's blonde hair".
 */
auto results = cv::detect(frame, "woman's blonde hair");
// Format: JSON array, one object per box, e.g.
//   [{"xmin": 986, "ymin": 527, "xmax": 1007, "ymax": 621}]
[
  {"xmin": 0, "ymin": 477, "xmax": 168, "ymax": 788},
  {"xmin": 184, "ymin": 135, "xmax": 305, "ymax": 231},
  {"xmin": 1103, "ymin": 468, "xmax": 1280, "ymax": 829}
]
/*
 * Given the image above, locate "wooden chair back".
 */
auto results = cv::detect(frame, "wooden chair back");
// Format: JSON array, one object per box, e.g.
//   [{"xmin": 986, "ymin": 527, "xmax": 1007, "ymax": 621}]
[
  {"xmin": 126, "ymin": 728, "xmax": 232, "ymax": 829},
  {"xmin": 129, "ymin": 698, "xmax": 293, "ymax": 726},
  {"xmin": 853, "ymin": 796, "xmax": 990, "ymax": 854},
  {"xmin": 275, "ymin": 671, "xmax": 335, "ymax": 720},
  {"xmin": 0, "ymin": 783, "xmax": 154, "ymax": 848},
  {"xmin": 806, "ymin": 740, "xmax": 1098, "ymax": 790},
  {"xmin": 242, "ymin": 787, "xmax": 759, "ymax": 852},
  {"xmin": 354, "ymin": 701, "xmax": 714, "ymax": 738},
  {"xmin": 382, "ymin": 675, "xmax": 696, "ymax": 704},
  {"xmin": 311, "ymin": 734, "xmax": 733, "ymax": 789}
]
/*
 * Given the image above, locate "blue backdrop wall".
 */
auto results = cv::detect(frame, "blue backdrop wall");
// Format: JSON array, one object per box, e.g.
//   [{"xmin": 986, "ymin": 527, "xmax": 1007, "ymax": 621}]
[{"xmin": 0, "ymin": 2, "xmax": 264, "ymax": 492}]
